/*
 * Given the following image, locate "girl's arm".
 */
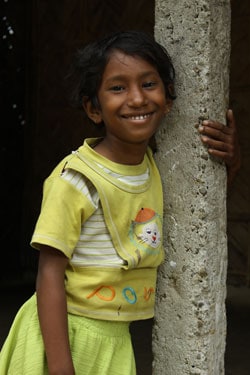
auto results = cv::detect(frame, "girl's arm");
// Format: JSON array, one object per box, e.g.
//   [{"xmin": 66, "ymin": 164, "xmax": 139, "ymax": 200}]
[{"xmin": 36, "ymin": 245, "xmax": 75, "ymax": 375}]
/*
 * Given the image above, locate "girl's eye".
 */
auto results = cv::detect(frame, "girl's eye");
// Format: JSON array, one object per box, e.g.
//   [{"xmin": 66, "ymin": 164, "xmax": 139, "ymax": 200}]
[
  {"xmin": 109, "ymin": 85, "xmax": 125, "ymax": 92},
  {"xmin": 142, "ymin": 81, "xmax": 157, "ymax": 88}
]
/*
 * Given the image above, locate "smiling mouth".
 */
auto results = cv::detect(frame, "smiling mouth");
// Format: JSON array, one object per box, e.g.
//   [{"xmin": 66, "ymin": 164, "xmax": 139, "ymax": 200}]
[{"xmin": 123, "ymin": 112, "xmax": 153, "ymax": 120}]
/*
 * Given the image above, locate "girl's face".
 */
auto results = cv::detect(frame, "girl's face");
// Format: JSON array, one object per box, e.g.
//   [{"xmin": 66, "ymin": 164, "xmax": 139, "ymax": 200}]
[{"xmin": 85, "ymin": 50, "xmax": 172, "ymax": 152}]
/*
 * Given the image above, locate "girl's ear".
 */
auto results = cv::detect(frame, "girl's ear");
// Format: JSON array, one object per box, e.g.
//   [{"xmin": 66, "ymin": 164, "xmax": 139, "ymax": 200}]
[
  {"xmin": 82, "ymin": 97, "xmax": 103, "ymax": 124},
  {"xmin": 164, "ymin": 97, "xmax": 173, "ymax": 115}
]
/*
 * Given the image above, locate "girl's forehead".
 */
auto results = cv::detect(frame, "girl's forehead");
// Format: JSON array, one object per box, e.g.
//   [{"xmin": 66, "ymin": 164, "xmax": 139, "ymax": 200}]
[{"xmin": 102, "ymin": 50, "xmax": 159, "ymax": 79}]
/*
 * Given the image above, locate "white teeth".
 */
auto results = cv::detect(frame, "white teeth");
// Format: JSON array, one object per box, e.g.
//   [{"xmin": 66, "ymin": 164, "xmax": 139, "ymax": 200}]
[{"xmin": 130, "ymin": 114, "xmax": 150, "ymax": 120}]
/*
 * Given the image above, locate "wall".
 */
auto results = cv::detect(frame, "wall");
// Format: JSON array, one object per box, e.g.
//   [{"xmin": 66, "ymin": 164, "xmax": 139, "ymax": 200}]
[
  {"xmin": 227, "ymin": 0, "xmax": 250, "ymax": 287},
  {"xmin": 153, "ymin": 1, "xmax": 231, "ymax": 374}
]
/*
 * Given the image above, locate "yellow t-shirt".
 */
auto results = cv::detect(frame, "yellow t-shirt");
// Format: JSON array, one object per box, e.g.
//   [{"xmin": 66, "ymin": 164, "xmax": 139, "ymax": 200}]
[{"xmin": 31, "ymin": 138, "xmax": 164, "ymax": 321}]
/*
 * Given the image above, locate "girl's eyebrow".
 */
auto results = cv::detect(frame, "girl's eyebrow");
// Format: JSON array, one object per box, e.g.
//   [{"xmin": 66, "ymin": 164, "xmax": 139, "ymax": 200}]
[
  {"xmin": 104, "ymin": 71, "xmax": 159, "ymax": 84},
  {"xmin": 104, "ymin": 75, "xmax": 125, "ymax": 84}
]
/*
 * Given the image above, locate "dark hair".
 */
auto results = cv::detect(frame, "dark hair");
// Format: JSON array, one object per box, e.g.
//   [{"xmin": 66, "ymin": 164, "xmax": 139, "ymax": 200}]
[{"xmin": 69, "ymin": 30, "xmax": 176, "ymax": 109}]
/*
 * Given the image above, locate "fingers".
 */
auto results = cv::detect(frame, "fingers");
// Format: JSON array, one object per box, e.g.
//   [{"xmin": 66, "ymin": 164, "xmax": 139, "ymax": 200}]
[
  {"xmin": 226, "ymin": 108, "xmax": 236, "ymax": 130},
  {"xmin": 200, "ymin": 137, "xmax": 229, "ymax": 153},
  {"xmin": 196, "ymin": 110, "xmax": 235, "ymax": 158},
  {"xmin": 196, "ymin": 109, "xmax": 241, "ymax": 184},
  {"xmin": 206, "ymin": 146, "xmax": 233, "ymax": 165},
  {"xmin": 197, "ymin": 110, "xmax": 236, "ymax": 145},
  {"xmin": 198, "ymin": 118, "xmax": 233, "ymax": 138},
  {"xmin": 227, "ymin": 109, "xmax": 235, "ymax": 128},
  {"xmin": 198, "ymin": 124, "xmax": 233, "ymax": 148}
]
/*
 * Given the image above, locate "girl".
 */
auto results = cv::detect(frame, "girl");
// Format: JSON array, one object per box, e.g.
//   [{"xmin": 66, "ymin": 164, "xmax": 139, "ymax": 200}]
[{"xmin": 0, "ymin": 31, "xmax": 240, "ymax": 375}]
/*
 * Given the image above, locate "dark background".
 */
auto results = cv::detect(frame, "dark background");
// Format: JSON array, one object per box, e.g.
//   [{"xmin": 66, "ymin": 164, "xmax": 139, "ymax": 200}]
[{"xmin": 0, "ymin": 0, "xmax": 155, "ymax": 283}]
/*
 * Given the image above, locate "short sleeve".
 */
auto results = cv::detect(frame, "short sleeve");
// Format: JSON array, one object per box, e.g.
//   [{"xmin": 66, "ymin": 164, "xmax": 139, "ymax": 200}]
[{"xmin": 31, "ymin": 173, "xmax": 97, "ymax": 258}]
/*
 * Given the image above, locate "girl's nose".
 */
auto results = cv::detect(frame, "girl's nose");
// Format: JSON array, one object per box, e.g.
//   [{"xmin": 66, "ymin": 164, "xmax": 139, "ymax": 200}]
[{"xmin": 127, "ymin": 86, "xmax": 148, "ymax": 107}]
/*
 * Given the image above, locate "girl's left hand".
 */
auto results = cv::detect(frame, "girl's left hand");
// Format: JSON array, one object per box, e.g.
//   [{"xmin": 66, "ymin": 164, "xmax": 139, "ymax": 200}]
[{"xmin": 198, "ymin": 109, "xmax": 241, "ymax": 185}]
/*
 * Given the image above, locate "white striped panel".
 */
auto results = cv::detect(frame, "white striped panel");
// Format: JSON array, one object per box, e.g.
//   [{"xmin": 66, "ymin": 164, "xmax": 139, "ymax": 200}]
[
  {"xmin": 61, "ymin": 169, "xmax": 99, "ymax": 207},
  {"xmin": 60, "ymin": 167, "xmax": 142, "ymax": 267},
  {"xmin": 96, "ymin": 163, "xmax": 149, "ymax": 186}
]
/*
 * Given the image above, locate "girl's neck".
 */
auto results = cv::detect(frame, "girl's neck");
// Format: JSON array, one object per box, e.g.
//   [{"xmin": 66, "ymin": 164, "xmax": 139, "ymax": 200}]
[{"xmin": 93, "ymin": 138, "xmax": 148, "ymax": 165}]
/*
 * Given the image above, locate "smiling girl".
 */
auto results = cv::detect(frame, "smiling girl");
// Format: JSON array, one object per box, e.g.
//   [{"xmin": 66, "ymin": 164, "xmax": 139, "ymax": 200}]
[{"xmin": 0, "ymin": 31, "xmax": 240, "ymax": 375}]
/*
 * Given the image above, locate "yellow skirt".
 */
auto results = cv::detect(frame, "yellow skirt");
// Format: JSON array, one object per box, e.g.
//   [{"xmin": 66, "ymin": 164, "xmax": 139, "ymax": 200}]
[{"xmin": 0, "ymin": 294, "xmax": 136, "ymax": 375}]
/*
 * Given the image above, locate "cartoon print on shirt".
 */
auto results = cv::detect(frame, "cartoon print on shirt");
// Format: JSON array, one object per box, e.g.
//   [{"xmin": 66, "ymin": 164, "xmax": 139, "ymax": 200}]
[
  {"xmin": 137, "ymin": 220, "xmax": 161, "ymax": 248},
  {"xmin": 129, "ymin": 208, "xmax": 162, "ymax": 257}
]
